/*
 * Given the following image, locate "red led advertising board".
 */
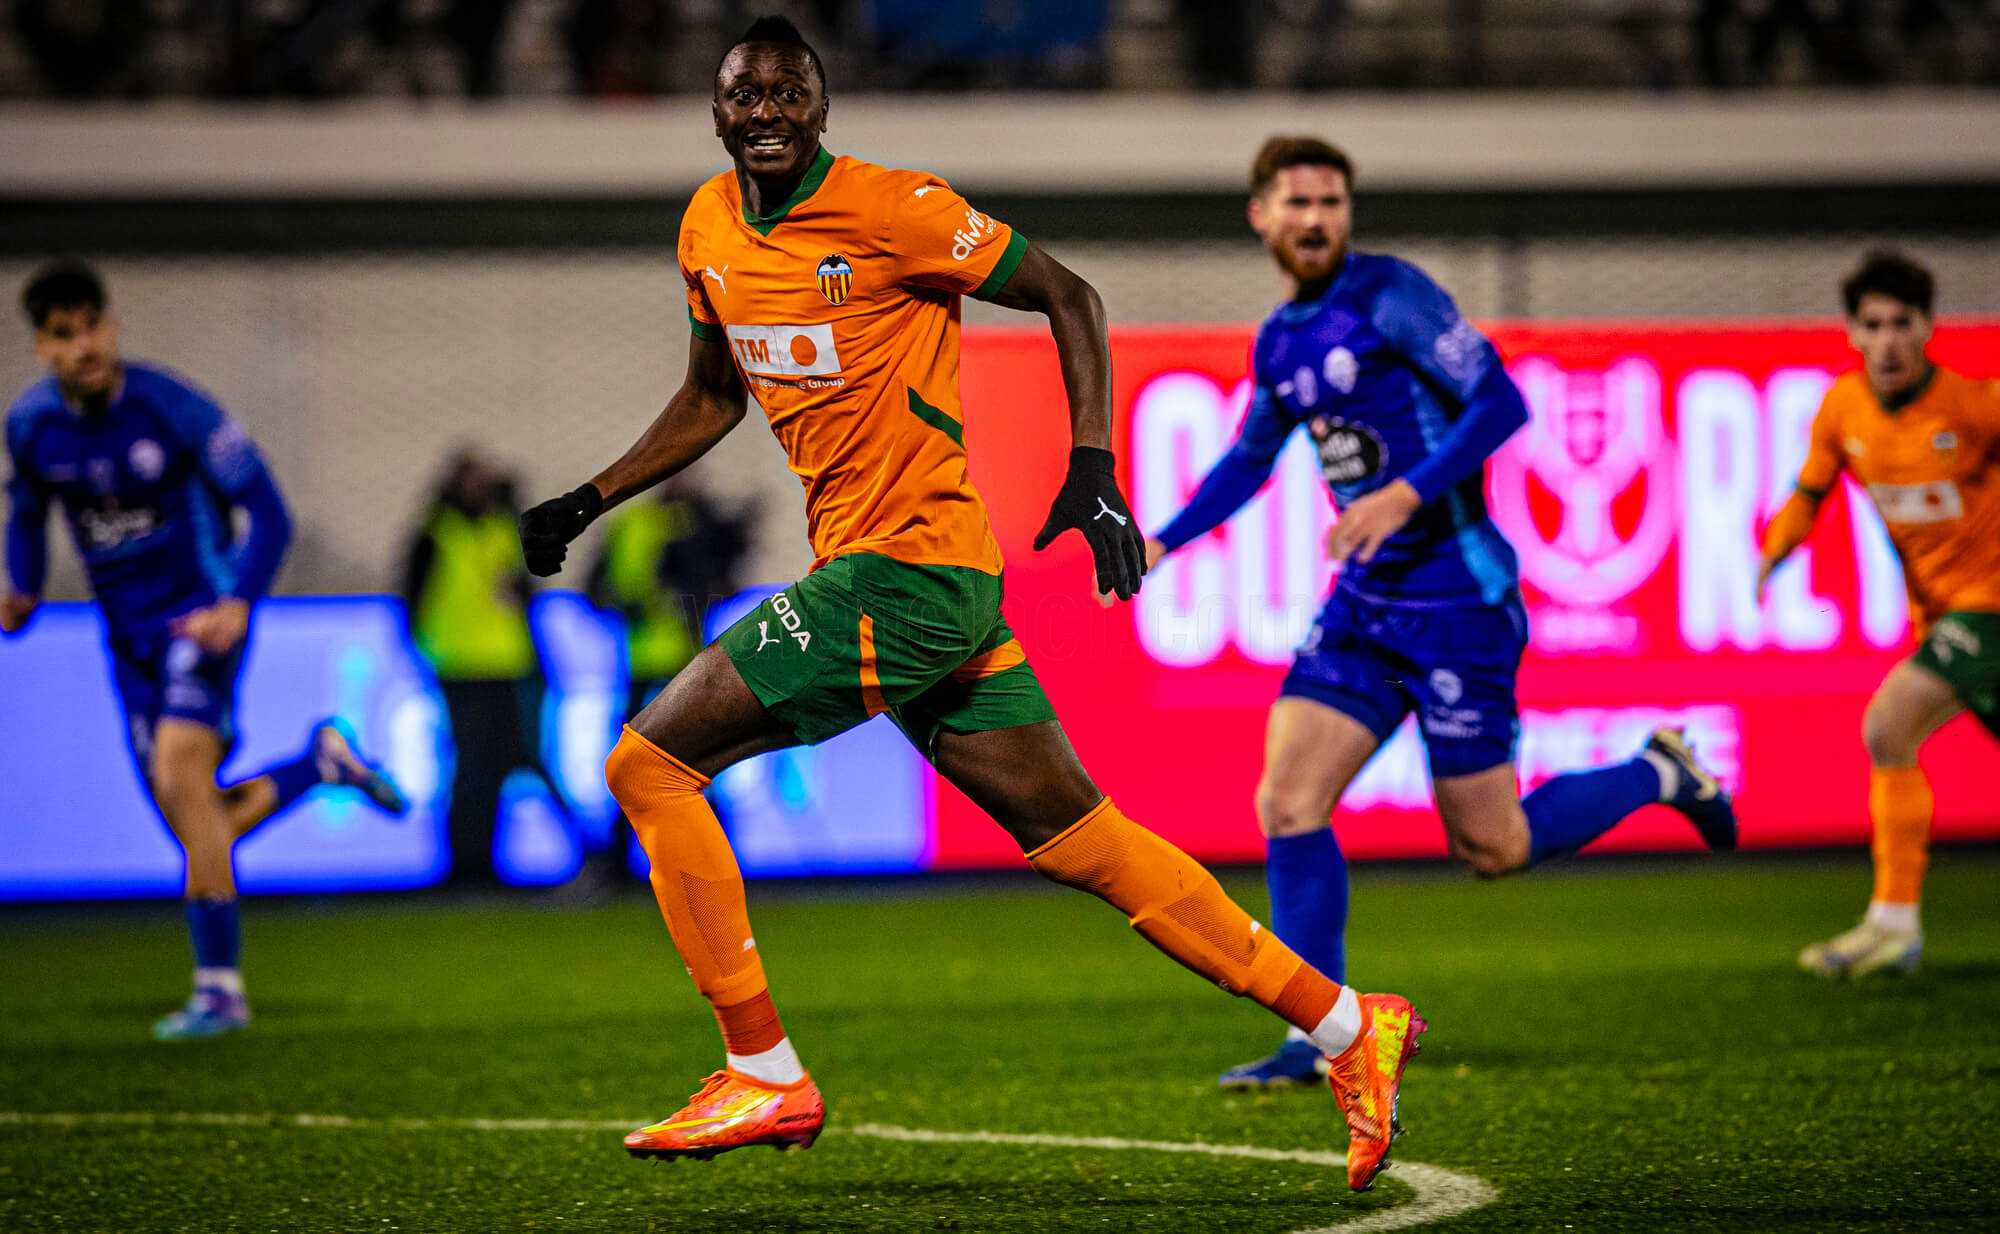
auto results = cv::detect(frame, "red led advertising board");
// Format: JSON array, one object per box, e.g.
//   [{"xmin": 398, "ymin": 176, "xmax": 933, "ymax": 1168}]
[{"xmin": 929, "ymin": 321, "xmax": 2000, "ymax": 868}]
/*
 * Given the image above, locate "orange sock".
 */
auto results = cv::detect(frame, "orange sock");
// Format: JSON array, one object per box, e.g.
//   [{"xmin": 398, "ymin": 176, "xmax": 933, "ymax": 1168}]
[
  {"xmin": 714, "ymin": 989, "xmax": 786, "ymax": 1057},
  {"xmin": 1028, "ymin": 799, "xmax": 1348, "ymax": 1045},
  {"xmin": 604, "ymin": 727, "xmax": 772, "ymax": 1013},
  {"xmin": 1869, "ymin": 766, "xmax": 1932, "ymax": 907}
]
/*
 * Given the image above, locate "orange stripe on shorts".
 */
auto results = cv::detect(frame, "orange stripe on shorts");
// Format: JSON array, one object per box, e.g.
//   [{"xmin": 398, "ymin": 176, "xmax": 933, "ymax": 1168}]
[
  {"xmin": 858, "ymin": 614, "xmax": 888, "ymax": 716},
  {"xmin": 950, "ymin": 637, "xmax": 1026, "ymax": 682}
]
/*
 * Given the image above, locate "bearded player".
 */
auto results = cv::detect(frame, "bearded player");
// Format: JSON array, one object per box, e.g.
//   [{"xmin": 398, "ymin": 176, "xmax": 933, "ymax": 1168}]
[
  {"xmin": 1143, "ymin": 137, "xmax": 1738, "ymax": 1088},
  {"xmin": 4, "ymin": 259, "xmax": 407, "ymax": 1040},
  {"xmin": 1764, "ymin": 252, "xmax": 2000, "ymax": 979},
  {"xmin": 515, "ymin": 18, "xmax": 1421, "ymax": 1191}
]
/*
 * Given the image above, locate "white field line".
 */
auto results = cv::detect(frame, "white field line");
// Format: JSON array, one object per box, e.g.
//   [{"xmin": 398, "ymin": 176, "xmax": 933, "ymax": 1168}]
[
  {"xmin": 847, "ymin": 1124, "xmax": 1498, "ymax": 1234},
  {"xmin": 1, "ymin": 1111, "xmax": 1498, "ymax": 1232}
]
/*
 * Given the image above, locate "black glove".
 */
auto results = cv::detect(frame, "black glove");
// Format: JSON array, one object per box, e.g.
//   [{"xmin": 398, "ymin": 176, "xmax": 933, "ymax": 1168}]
[
  {"xmin": 519, "ymin": 483, "xmax": 604, "ymax": 577},
  {"xmin": 1032, "ymin": 446, "xmax": 1147, "ymax": 600}
]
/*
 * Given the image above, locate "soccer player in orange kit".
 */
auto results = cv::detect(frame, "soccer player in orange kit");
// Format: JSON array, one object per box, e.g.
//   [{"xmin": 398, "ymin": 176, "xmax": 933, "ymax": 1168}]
[
  {"xmin": 1760, "ymin": 251, "xmax": 2000, "ymax": 979},
  {"xmin": 511, "ymin": 17, "xmax": 1425, "ymax": 1191}
]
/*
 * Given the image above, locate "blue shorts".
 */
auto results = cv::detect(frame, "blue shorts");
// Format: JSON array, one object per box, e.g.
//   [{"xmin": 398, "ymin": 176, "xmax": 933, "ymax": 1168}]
[
  {"xmin": 108, "ymin": 626, "xmax": 245, "ymax": 769},
  {"xmin": 1280, "ymin": 587, "xmax": 1526, "ymax": 779}
]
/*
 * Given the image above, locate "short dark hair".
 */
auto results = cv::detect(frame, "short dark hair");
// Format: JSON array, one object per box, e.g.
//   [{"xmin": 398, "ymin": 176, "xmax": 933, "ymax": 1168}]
[
  {"xmin": 1841, "ymin": 250, "xmax": 1934, "ymax": 317},
  {"xmin": 1250, "ymin": 136, "xmax": 1354, "ymax": 197},
  {"xmin": 22, "ymin": 257, "xmax": 105, "ymax": 328},
  {"xmin": 718, "ymin": 14, "xmax": 826, "ymax": 94}
]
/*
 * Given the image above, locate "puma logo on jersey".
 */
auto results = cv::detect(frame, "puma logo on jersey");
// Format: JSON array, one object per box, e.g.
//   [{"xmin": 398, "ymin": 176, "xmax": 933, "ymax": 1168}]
[
  {"xmin": 702, "ymin": 265, "xmax": 729, "ymax": 295},
  {"xmin": 756, "ymin": 621, "xmax": 780, "ymax": 652},
  {"xmin": 726, "ymin": 324, "xmax": 841, "ymax": 378},
  {"xmin": 914, "ymin": 185, "xmax": 942, "ymax": 197},
  {"xmin": 1093, "ymin": 498, "xmax": 1128, "ymax": 526}
]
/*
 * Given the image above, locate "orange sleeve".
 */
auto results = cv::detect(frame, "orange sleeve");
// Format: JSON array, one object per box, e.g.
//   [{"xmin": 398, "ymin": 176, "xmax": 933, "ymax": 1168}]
[
  {"xmin": 676, "ymin": 204, "xmax": 723, "ymax": 342},
  {"xmin": 1793, "ymin": 388, "xmax": 1847, "ymax": 498},
  {"xmin": 1763, "ymin": 391, "xmax": 1845, "ymax": 563},
  {"xmin": 1760, "ymin": 490, "xmax": 1821, "ymax": 565},
  {"xmin": 878, "ymin": 175, "xmax": 1028, "ymax": 300}
]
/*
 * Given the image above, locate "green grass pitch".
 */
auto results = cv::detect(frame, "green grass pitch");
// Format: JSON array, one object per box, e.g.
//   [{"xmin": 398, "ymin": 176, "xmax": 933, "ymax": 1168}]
[{"xmin": 3, "ymin": 853, "xmax": 1998, "ymax": 1232}]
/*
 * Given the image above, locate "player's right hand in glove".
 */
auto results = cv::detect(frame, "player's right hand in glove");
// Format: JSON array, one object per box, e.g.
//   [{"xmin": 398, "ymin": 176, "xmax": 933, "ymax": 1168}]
[
  {"xmin": 1033, "ymin": 446, "xmax": 1147, "ymax": 601},
  {"xmin": 519, "ymin": 483, "xmax": 604, "ymax": 577}
]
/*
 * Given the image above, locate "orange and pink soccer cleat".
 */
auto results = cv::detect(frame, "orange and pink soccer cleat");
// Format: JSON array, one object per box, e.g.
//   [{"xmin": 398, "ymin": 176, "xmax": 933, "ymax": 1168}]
[
  {"xmin": 624, "ymin": 1069, "xmax": 825, "ymax": 1161},
  {"xmin": 1325, "ymin": 992, "xmax": 1427, "ymax": 1191}
]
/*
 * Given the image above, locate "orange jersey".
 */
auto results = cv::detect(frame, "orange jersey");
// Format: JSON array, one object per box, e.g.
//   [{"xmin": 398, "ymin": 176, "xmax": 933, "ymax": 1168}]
[
  {"xmin": 677, "ymin": 150, "xmax": 1026, "ymax": 575},
  {"xmin": 1795, "ymin": 366, "xmax": 2000, "ymax": 623}
]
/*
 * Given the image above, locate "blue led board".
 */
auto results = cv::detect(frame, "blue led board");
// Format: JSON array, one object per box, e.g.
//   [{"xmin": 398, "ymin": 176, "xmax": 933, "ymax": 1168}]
[{"xmin": 0, "ymin": 592, "xmax": 931, "ymax": 900}]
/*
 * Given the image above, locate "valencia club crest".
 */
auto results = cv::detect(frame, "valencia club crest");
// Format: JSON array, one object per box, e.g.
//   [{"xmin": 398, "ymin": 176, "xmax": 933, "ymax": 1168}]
[{"xmin": 816, "ymin": 254, "xmax": 853, "ymax": 305}]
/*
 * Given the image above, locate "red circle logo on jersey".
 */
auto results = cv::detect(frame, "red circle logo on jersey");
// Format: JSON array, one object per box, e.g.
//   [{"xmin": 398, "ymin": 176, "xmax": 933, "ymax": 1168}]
[{"xmin": 816, "ymin": 254, "xmax": 853, "ymax": 306}]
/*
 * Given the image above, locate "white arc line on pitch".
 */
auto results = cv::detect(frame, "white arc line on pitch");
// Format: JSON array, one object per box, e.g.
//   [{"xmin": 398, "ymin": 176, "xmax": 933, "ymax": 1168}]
[
  {"xmin": 0, "ymin": 1112, "xmax": 1497, "ymax": 1231},
  {"xmin": 847, "ymin": 1124, "xmax": 1497, "ymax": 1233}
]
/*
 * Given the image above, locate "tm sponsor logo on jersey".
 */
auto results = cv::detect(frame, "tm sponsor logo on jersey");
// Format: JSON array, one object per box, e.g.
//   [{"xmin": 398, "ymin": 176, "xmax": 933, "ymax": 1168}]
[{"xmin": 726, "ymin": 324, "xmax": 842, "ymax": 381}]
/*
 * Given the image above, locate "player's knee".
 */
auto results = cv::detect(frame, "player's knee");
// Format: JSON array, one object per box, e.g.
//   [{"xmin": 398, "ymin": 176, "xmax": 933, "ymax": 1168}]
[
  {"xmin": 1861, "ymin": 700, "xmax": 1919, "ymax": 768},
  {"xmin": 1253, "ymin": 779, "xmax": 1329, "ymax": 839},
  {"xmin": 605, "ymin": 728, "xmax": 696, "ymax": 805},
  {"xmin": 1447, "ymin": 822, "xmax": 1528, "ymax": 880}
]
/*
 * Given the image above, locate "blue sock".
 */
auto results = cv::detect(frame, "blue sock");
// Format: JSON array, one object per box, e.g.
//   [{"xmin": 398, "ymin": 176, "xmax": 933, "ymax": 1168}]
[
  {"xmin": 184, "ymin": 898, "xmax": 241, "ymax": 974},
  {"xmin": 260, "ymin": 749, "xmax": 324, "ymax": 815},
  {"xmin": 1523, "ymin": 759, "xmax": 1663, "ymax": 867},
  {"xmin": 1266, "ymin": 828, "xmax": 1347, "ymax": 985}
]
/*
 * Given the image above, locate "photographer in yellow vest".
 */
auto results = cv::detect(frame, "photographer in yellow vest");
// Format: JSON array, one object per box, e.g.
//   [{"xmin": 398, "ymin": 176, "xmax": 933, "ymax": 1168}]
[{"xmin": 401, "ymin": 450, "xmax": 551, "ymax": 888}]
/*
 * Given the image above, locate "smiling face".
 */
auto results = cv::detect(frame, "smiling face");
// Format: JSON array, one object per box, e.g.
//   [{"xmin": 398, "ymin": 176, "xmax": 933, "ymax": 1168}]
[
  {"xmin": 1248, "ymin": 164, "xmax": 1353, "ymax": 294},
  {"xmin": 713, "ymin": 43, "xmax": 828, "ymax": 195},
  {"xmin": 33, "ymin": 303, "xmax": 120, "ymax": 400},
  {"xmin": 1846, "ymin": 291, "xmax": 1934, "ymax": 403}
]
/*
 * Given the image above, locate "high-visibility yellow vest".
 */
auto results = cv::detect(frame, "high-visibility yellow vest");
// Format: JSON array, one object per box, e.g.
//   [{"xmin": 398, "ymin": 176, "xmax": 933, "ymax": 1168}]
[
  {"xmin": 413, "ymin": 507, "xmax": 537, "ymax": 681},
  {"xmin": 601, "ymin": 501, "xmax": 698, "ymax": 682}
]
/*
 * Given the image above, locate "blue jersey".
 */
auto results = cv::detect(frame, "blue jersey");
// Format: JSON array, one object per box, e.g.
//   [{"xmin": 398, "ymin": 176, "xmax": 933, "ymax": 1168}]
[
  {"xmin": 1157, "ymin": 252, "xmax": 1528, "ymax": 605},
  {"xmin": 6, "ymin": 362, "xmax": 290, "ymax": 638}
]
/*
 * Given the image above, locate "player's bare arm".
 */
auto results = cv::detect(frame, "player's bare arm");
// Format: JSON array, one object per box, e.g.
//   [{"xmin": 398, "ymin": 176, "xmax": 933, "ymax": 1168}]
[
  {"xmin": 519, "ymin": 332, "xmax": 748, "ymax": 577},
  {"xmin": 0, "ymin": 590, "xmax": 35, "ymax": 634},
  {"xmin": 985, "ymin": 244, "xmax": 1112, "ymax": 451},
  {"xmin": 987, "ymin": 243, "xmax": 1147, "ymax": 599},
  {"xmin": 1756, "ymin": 485, "xmax": 1827, "ymax": 601}
]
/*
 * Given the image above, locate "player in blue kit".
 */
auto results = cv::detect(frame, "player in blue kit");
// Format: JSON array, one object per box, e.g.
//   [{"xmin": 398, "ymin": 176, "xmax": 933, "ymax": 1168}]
[
  {"xmin": 3, "ymin": 260, "xmax": 407, "ymax": 1040},
  {"xmin": 1143, "ymin": 139, "xmax": 1740, "ymax": 1086}
]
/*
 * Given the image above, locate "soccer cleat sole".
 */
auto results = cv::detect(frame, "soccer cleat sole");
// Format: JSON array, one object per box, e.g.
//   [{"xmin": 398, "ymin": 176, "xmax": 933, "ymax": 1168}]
[
  {"xmin": 625, "ymin": 1126, "xmax": 821, "ymax": 1161},
  {"xmin": 1354, "ymin": 1009, "xmax": 1428, "ymax": 1192}
]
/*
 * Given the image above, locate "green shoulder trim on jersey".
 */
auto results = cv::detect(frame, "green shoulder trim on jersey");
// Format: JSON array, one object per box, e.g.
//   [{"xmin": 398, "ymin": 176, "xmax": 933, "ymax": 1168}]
[
  {"xmin": 687, "ymin": 308, "xmax": 723, "ymax": 342},
  {"xmin": 742, "ymin": 147, "xmax": 836, "ymax": 237},
  {"xmin": 1796, "ymin": 483, "xmax": 1830, "ymax": 502},
  {"xmin": 906, "ymin": 387, "xmax": 964, "ymax": 447},
  {"xmin": 971, "ymin": 230, "xmax": 1029, "ymax": 301},
  {"xmin": 1875, "ymin": 364, "xmax": 1937, "ymax": 414}
]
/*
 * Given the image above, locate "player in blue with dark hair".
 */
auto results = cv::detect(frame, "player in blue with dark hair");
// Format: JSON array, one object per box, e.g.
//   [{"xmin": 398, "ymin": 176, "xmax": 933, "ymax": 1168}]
[
  {"xmin": 3, "ymin": 259, "xmax": 407, "ymax": 1041},
  {"xmin": 1143, "ymin": 138, "xmax": 1741, "ymax": 1087}
]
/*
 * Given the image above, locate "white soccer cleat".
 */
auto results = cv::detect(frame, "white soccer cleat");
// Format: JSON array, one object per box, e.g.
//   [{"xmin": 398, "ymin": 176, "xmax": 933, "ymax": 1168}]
[{"xmin": 1798, "ymin": 920, "xmax": 1922, "ymax": 979}]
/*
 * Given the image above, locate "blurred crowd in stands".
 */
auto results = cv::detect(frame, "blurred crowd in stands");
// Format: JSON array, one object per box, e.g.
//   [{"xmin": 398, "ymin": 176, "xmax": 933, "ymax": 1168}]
[{"xmin": 6, "ymin": 0, "xmax": 1996, "ymax": 99}]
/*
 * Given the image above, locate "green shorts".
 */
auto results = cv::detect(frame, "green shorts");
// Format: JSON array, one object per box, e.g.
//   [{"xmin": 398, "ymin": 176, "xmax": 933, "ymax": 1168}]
[
  {"xmin": 1912, "ymin": 610, "xmax": 2000, "ymax": 738},
  {"xmin": 717, "ymin": 552, "xmax": 1056, "ymax": 754}
]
